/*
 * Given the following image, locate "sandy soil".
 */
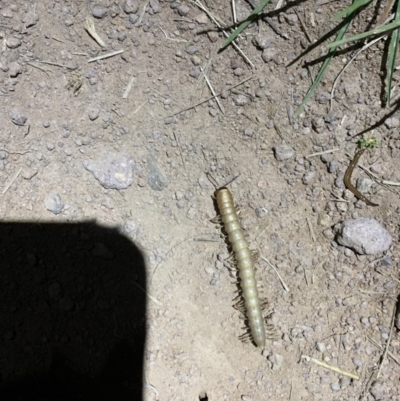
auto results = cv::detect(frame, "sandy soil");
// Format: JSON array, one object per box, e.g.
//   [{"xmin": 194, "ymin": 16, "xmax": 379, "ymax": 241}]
[{"xmin": 1, "ymin": 1, "xmax": 400, "ymax": 400}]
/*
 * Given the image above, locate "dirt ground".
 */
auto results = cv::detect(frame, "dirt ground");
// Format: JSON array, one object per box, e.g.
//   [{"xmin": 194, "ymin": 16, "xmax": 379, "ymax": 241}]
[{"xmin": 1, "ymin": 0, "xmax": 400, "ymax": 400}]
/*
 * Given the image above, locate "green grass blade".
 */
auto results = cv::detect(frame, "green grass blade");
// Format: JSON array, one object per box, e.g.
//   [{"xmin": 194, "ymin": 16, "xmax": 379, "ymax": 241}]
[
  {"xmin": 332, "ymin": 0, "xmax": 372, "ymax": 21},
  {"xmin": 294, "ymin": 13, "xmax": 355, "ymax": 118},
  {"xmin": 220, "ymin": 0, "xmax": 272, "ymax": 50},
  {"xmin": 386, "ymin": 0, "xmax": 400, "ymax": 106},
  {"xmin": 328, "ymin": 18, "xmax": 400, "ymax": 48}
]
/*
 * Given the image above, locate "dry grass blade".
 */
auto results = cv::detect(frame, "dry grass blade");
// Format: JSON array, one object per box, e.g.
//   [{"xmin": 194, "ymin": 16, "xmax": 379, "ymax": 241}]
[{"xmin": 220, "ymin": 0, "xmax": 272, "ymax": 49}]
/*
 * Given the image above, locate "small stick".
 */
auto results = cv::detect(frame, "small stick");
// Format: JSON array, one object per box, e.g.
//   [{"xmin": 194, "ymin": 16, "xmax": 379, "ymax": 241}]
[
  {"xmin": 123, "ymin": 75, "xmax": 135, "ymax": 99},
  {"xmin": 191, "ymin": 0, "xmax": 254, "ymax": 68},
  {"xmin": 36, "ymin": 60, "xmax": 77, "ymax": 70},
  {"xmin": 71, "ymin": 52, "xmax": 88, "ymax": 56},
  {"xmin": 306, "ymin": 217, "xmax": 316, "ymax": 242},
  {"xmin": 51, "ymin": 36, "xmax": 65, "ymax": 43},
  {"xmin": 377, "ymin": 302, "xmax": 396, "ymax": 379},
  {"xmin": 132, "ymin": 281, "xmax": 163, "ymax": 306},
  {"xmin": 255, "ymin": 224, "xmax": 270, "ymax": 241},
  {"xmin": 294, "ymin": 8, "xmax": 312, "ymax": 43},
  {"xmin": 136, "ymin": 0, "xmax": 150, "ymax": 27},
  {"xmin": 88, "ymin": 49, "xmax": 124, "ymax": 63},
  {"xmin": 173, "ymin": 130, "xmax": 186, "ymax": 169},
  {"xmin": 305, "ymin": 148, "xmax": 340, "ymax": 159},
  {"xmin": 84, "ymin": 17, "xmax": 107, "ymax": 48},
  {"xmin": 130, "ymin": 100, "xmax": 149, "ymax": 117},
  {"xmin": 158, "ymin": 25, "xmax": 187, "ymax": 43},
  {"xmin": 26, "ymin": 62, "xmax": 50, "ymax": 76},
  {"xmin": 2, "ymin": 167, "xmax": 22, "ymax": 195},
  {"xmin": 200, "ymin": 66, "xmax": 225, "ymax": 114},
  {"xmin": 260, "ymin": 256, "xmax": 289, "ymax": 292},
  {"xmin": 367, "ymin": 336, "xmax": 400, "ymax": 366},
  {"xmin": 301, "ymin": 355, "xmax": 359, "ymax": 380},
  {"xmin": 330, "ymin": 36, "xmax": 383, "ymax": 112},
  {"xmin": 161, "ymin": 76, "xmax": 252, "ymax": 120}
]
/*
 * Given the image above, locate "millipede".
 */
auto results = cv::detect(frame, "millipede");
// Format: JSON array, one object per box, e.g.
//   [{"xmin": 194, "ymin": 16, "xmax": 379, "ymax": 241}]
[{"xmin": 216, "ymin": 187, "xmax": 274, "ymax": 348}]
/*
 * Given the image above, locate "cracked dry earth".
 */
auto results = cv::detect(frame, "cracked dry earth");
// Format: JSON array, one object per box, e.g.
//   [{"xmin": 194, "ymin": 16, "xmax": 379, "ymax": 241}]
[{"xmin": 1, "ymin": 0, "xmax": 400, "ymax": 400}]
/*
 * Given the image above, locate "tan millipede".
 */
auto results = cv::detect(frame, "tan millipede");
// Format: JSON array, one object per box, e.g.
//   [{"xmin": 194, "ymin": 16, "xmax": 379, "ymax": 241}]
[{"xmin": 216, "ymin": 187, "xmax": 266, "ymax": 348}]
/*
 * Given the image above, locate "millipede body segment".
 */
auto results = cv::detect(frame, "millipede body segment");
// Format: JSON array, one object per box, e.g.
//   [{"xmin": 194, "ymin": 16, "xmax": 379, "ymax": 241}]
[{"xmin": 216, "ymin": 188, "xmax": 266, "ymax": 348}]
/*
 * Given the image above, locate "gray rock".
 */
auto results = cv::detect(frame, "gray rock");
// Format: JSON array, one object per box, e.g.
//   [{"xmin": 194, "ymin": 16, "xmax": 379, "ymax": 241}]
[
  {"xmin": 253, "ymin": 33, "xmax": 274, "ymax": 49},
  {"xmin": 147, "ymin": 154, "xmax": 168, "ymax": 191},
  {"xmin": 335, "ymin": 217, "xmax": 392, "ymax": 255},
  {"xmin": 273, "ymin": 144, "xmax": 294, "ymax": 161},
  {"xmin": 83, "ymin": 153, "xmax": 134, "ymax": 189},
  {"xmin": 150, "ymin": 0, "xmax": 160, "ymax": 13},
  {"xmin": 178, "ymin": 4, "xmax": 190, "ymax": 16},
  {"xmin": 92, "ymin": 4, "xmax": 108, "ymax": 18},
  {"xmin": 88, "ymin": 108, "xmax": 100, "ymax": 121},
  {"xmin": 261, "ymin": 48, "xmax": 277, "ymax": 62},
  {"xmin": 384, "ymin": 116, "xmax": 400, "ymax": 129},
  {"xmin": 234, "ymin": 94, "xmax": 249, "ymax": 106},
  {"xmin": 129, "ymin": 13, "xmax": 139, "ymax": 24},
  {"xmin": 6, "ymin": 37, "xmax": 21, "ymax": 49},
  {"xmin": 9, "ymin": 108, "xmax": 27, "ymax": 126},
  {"xmin": 356, "ymin": 177, "xmax": 374, "ymax": 195},
  {"xmin": 122, "ymin": 0, "xmax": 139, "ymax": 14},
  {"xmin": 8, "ymin": 61, "xmax": 21, "ymax": 77},
  {"xmin": 24, "ymin": 10, "xmax": 39, "ymax": 27},
  {"xmin": 186, "ymin": 45, "xmax": 198, "ymax": 55},
  {"xmin": 22, "ymin": 168, "xmax": 38, "ymax": 180},
  {"xmin": 302, "ymin": 171, "xmax": 316, "ymax": 185},
  {"xmin": 189, "ymin": 66, "xmax": 201, "ymax": 79},
  {"xmin": 44, "ymin": 193, "xmax": 64, "ymax": 214},
  {"xmin": 369, "ymin": 380, "xmax": 388, "ymax": 400}
]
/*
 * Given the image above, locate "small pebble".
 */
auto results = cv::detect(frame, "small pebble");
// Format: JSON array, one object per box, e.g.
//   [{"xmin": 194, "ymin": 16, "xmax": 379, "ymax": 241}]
[
  {"xmin": 234, "ymin": 94, "xmax": 249, "ymax": 106},
  {"xmin": 8, "ymin": 62, "xmax": 21, "ymax": 77},
  {"xmin": 24, "ymin": 10, "xmax": 39, "ymax": 27},
  {"xmin": 92, "ymin": 4, "xmax": 108, "ymax": 18},
  {"xmin": 6, "ymin": 37, "xmax": 21, "ymax": 49},
  {"xmin": 42, "ymin": 120, "xmax": 50, "ymax": 128},
  {"xmin": 88, "ymin": 108, "xmax": 100, "ymax": 121},
  {"xmin": 302, "ymin": 171, "xmax": 316, "ymax": 185},
  {"xmin": 178, "ymin": 4, "xmax": 190, "ymax": 16},
  {"xmin": 253, "ymin": 33, "xmax": 274, "ymax": 49},
  {"xmin": 369, "ymin": 380, "xmax": 388, "ymax": 400},
  {"xmin": 195, "ymin": 13, "xmax": 208, "ymax": 24},
  {"xmin": 273, "ymin": 144, "xmax": 294, "ymax": 161},
  {"xmin": 44, "ymin": 193, "xmax": 64, "ymax": 214},
  {"xmin": 122, "ymin": 0, "xmax": 139, "ymax": 14},
  {"xmin": 330, "ymin": 383, "xmax": 340, "ymax": 392},
  {"xmin": 9, "ymin": 108, "xmax": 27, "ymax": 126}
]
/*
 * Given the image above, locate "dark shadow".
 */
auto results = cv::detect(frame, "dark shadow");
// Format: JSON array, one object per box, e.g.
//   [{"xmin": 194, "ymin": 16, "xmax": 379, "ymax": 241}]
[
  {"xmin": 355, "ymin": 99, "xmax": 400, "ymax": 137},
  {"xmin": 0, "ymin": 221, "xmax": 146, "ymax": 400}
]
